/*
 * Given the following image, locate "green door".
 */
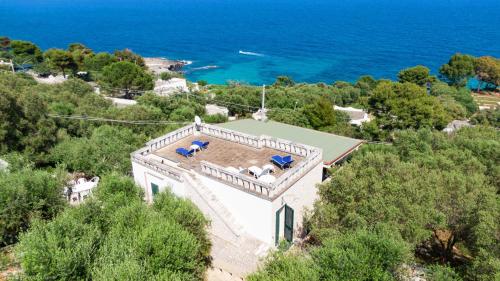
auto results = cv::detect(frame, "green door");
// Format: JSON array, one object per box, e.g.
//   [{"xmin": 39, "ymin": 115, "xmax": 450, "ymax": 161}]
[
  {"xmin": 284, "ymin": 205, "xmax": 294, "ymax": 243},
  {"xmin": 151, "ymin": 183, "xmax": 159, "ymax": 197},
  {"xmin": 275, "ymin": 204, "xmax": 294, "ymax": 245}
]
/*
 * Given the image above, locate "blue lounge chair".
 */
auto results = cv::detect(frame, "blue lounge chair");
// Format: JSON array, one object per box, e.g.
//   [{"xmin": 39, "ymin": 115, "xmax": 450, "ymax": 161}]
[
  {"xmin": 271, "ymin": 155, "xmax": 294, "ymax": 169},
  {"xmin": 192, "ymin": 140, "xmax": 209, "ymax": 149},
  {"xmin": 283, "ymin": 155, "xmax": 294, "ymax": 166},
  {"xmin": 271, "ymin": 155, "xmax": 288, "ymax": 169},
  {"xmin": 176, "ymin": 148, "xmax": 195, "ymax": 157}
]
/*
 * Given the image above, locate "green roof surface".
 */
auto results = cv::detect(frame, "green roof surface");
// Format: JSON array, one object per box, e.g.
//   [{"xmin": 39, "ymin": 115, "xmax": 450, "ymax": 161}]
[{"xmin": 217, "ymin": 119, "xmax": 363, "ymax": 164}]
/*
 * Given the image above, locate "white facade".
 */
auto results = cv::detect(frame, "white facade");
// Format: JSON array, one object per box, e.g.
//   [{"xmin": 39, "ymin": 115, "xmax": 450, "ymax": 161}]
[
  {"xmin": 131, "ymin": 123, "xmax": 323, "ymax": 246},
  {"xmin": 205, "ymin": 104, "xmax": 229, "ymax": 116},
  {"xmin": 443, "ymin": 120, "xmax": 472, "ymax": 134},
  {"xmin": 334, "ymin": 105, "xmax": 371, "ymax": 126},
  {"xmin": 105, "ymin": 97, "xmax": 138, "ymax": 108},
  {"xmin": 154, "ymin": 78, "xmax": 189, "ymax": 96}
]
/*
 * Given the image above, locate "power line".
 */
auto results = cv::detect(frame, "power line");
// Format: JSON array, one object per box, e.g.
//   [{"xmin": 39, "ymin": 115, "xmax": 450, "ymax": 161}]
[{"xmin": 47, "ymin": 114, "xmax": 192, "ymax": 125}]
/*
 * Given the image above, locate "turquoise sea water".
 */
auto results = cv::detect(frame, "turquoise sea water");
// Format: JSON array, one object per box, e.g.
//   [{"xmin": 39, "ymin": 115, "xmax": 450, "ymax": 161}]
[{"xmin": 1, "ymin": 0, "xmax": 499, "ymax": 85}]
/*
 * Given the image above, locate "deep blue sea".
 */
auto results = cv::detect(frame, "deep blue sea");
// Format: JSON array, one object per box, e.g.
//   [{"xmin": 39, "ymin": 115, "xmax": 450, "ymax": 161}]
[{"xmin": 1, "ymin": 0, "xmax": 499, "ymax": 85}]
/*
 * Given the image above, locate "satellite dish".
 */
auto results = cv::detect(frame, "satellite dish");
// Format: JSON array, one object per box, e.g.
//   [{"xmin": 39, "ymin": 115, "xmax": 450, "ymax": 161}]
[{"xmin": 194, "ymin": 116, "xmax": 202, "ymax": 126}]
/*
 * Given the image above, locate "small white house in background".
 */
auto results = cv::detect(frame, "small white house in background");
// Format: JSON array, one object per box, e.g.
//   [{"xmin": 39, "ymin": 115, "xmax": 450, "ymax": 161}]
[
  {"xmin": 154, "ymin": 78, "xmax": 189, "ymax": 96},
  {"xmin": 105, "ymin": 97, "xmax": 138, "ymax": 108},
  {"xmin": 131, "ymin": 119, "xmax": 363, "ymax": 277},
  {"xmin": 252, "ymin": 108, "xmax": 268, "ymax": 121},
  {"xmin": 443, "ymin": 120, "xmax": 473, "ymax": 134},
  {"xmin": 334, "ymin": 105, "xmax": 371, "ymax": 126},
  {"xmin": 205, "ymin": 104, "xmax": 229, "ymax": 116},
  {"xmin": 65, "ymin": 177, "xmax": 100, "ymax": 205}
]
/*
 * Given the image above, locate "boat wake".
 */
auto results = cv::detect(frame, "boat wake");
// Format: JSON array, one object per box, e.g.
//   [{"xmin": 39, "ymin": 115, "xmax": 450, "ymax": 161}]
[
  {"xmin": 239, "ymin": 50, "xmax": 264, "ymax": 57},
  {"xmin": 188, "ymin": 65, "xmax": 219, "ymax": 71}
]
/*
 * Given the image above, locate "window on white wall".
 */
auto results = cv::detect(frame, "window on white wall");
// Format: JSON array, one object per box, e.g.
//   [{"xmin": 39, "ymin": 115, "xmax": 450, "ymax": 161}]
[{"xmin": 151, "ymin": 183, "xmax": 159, "ymax": 197}]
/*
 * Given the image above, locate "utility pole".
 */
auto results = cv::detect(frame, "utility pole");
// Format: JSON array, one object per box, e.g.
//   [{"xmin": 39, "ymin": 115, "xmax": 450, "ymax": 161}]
[{"xmin": 261, "ymin": 84, "xmax": 266, "ymax": 122}]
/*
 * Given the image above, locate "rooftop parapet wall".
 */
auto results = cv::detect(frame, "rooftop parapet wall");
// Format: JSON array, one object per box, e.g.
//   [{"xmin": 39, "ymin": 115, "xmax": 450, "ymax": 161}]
[
  {"xmin": 200, "ymin": 124, "xmax": 261, "ymax": 149},
  {"xmin": 200, "ymin": 161, "xmax": 273, "ymax": 199},
  {"xmin": 270, "ymin": 149, "xmax": 322, "ymax": 198},
  {"xmin": 131, "ymin": 151, "xmax": 184, "ymax": 182},
  {"xmin": 146, "ymin": 124, "xmax": 196, "ymax": 152},
  {"xmin": 200, "ymin": 124, "xmax": 318, "ymax": 158},
  {"xmin": 132, "ymin": 123, "xmax": 323, "ymax": 199}
]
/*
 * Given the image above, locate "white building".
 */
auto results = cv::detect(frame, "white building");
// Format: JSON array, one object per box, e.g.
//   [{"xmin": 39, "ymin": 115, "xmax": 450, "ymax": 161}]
[
  {"xmin": 443, "ymin": 120, "xmax": 473, "ymax": 134},
  {"xmin": 131, "ymin": 119, "xmax": 362, "ymax": 276},
  {"xmin": 334, "ymin": 105, "xmax": 371, "ymax": 126},
  {"xmin": 205, "ymin": 104, "xmax": 229, "ymax": 116},
  {"xmin": 154, "ymin": 78, "xmax": 189, "ymax": 96},
  {"xmin": 65, "ymin": 177, "xmax": 100, "ymax": 205},
  {"xmin": 105, "ymin": 97, "xmax": 138, "ymax": 108}
]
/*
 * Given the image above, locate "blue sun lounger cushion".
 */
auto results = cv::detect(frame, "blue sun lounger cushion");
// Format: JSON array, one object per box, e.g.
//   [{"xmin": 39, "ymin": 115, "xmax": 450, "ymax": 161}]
[
  {"xmin": 283, "ymin": 155, "xmax": 294, "ymax": 165},
  {"xmin": 271, "ymin": 155, "xmax": 289, "ymax": 169},
  {"xmin": 192, "ymin": 140, "xmax": 210, "ymax": 149},
  {"xmin": 176, "ymin": 148, "xmax": 195, "ymax": 157}
]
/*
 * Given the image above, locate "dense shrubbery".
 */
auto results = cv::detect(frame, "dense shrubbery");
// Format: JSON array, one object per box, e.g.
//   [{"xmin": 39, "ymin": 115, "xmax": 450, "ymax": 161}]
[
  {"xmin": 250, "ymin": 227, "xmax": 411, "ymax": 281},
  {"xmin": 16, "ymin": 174, "xmax": 211, "ymax": 281},
  {"xmin": 251, "ymin": 127, "xmax": 499, "ymax": 280},
  {"xmin": 0, "ymin": 165, "xmax": 67, "ymax": 247}
]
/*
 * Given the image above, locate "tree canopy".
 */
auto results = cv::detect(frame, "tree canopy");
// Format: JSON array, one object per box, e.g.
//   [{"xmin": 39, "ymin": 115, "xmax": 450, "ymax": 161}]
[
  {"xmin": 100, "ymin": 61, "xmax": 153, "ymax": 97},
  {"xmin": 398, "ymin": 65, "xmax": 435, "ymax": 86},
  {"xmin": 44, "ymin": 48, "xmax": 77, "ymax": 77},
  {"xmin": 439, "ymin": 53, "xmax": 476, "ymax": 87}
]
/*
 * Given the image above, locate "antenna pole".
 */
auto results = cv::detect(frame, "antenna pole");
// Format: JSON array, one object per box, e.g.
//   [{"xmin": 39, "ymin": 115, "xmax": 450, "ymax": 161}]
[{"xmin": 261, "ymin": 84, "xmax": 265, "ymax": 122}]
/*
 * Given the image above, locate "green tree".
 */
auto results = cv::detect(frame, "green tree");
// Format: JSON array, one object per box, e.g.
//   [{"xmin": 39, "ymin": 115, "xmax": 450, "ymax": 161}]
[
  {"xmin": 0, "ymin": 168, "xmax": 66, "ymax": 246},
  {"xmin": 44, "ymin": 48, "xmax": 77, "ymax": 77},
  {"xmin": 67, "ymin": 43, "xmax": 94, "ymax": 70},
  {"xmin": 398, "ymin": 65, "xmax": 434, "ymax": 86},
  {"xmin": 10, "ymin": 40, "xmax": 43, "ymax": 63},
  {"xmin": 50, "ymin": 125, "xmax": 144, "ymax": 175},
  {"xmin": 312, "ymin": 128, "xmax": 499, "ymax": 277},
  {"xmin": 0, "ymin": 36, "xmax": 11, "ymax": 51},
  {"xmin": 83, "ymin": 52, "xmax": 117, "ymax": 72},
  {"xmin": 268, "ymin": 108, "xmax": 310, "ymax": 127},
  {"xmin": 114, "ymin": 48, "xmax": 146, "ymax": 68},
  {"xmin": 439, "ymin": 53, "xmax": 476, "ymax": 87},
  {"xmin": 302, "ymin": 98, "xmax": 336, "ymax": 129},
  {"xmin": 369, "ymin": 81, "xmax": 451, "ymax": 131},
  {"xmin": 100, "ymin": 61, "xmax": 153, "ymax": 97},
  {"xmin": 312, "ymin": 228, "xmax": 410, "ymax": 281},
  {"xmin": 474, "ymin": 56, "xmax": 500, "ymax": 90},
  {"xmin": 197, "ymin": 80, "xmax": 208, "ymax": 87},
  {"xmin": 273, "ymin": 76, "xmax": 295, "ymax": 87}
]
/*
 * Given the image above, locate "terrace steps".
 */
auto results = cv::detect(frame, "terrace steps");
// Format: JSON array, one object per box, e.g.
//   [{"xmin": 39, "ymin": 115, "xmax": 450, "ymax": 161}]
[{"xmin": 183, "ymin": 172, "xmax": 244, "ymax": 239}]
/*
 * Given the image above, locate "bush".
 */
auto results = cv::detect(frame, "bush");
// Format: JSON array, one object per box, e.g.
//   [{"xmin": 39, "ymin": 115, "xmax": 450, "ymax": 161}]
[
  {"xmin": 16, "ymin": 174, "xmax": 211, "ymax": 280},
  {"xmin": 0, "ymin": 168, "xmax": 66, "ymax": 246},
  {"xmin": 50, "ymin": 125, "xmax": 143, "ymax": 176}
]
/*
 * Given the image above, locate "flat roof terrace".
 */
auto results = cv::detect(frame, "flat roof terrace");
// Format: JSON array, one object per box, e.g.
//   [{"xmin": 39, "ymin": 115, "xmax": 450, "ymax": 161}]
[
  {"xmin": 153, "ymin": 134, "xmax": 304, "ymax": 177},
  {"xmin": 219, "ymin": 119, "xmax": 364, "ymax": 165}
]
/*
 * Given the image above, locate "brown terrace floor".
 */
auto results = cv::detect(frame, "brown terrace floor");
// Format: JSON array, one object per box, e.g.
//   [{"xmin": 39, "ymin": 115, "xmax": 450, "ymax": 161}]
[{"xmin": 153, "ymin": 134, "xmax": 303, "ymax": 176}]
